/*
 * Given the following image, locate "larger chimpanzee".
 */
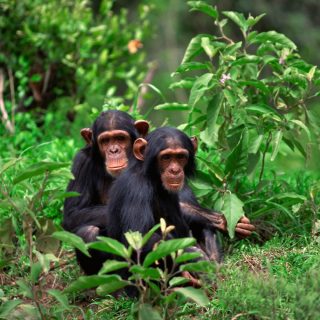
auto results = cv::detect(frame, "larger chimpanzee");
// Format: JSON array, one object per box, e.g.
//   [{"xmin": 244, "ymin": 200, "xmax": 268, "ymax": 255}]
[
  {"xmin": 63, "ymin": 110, "xmax": 149, "ymax": 274},
  {"xmin": 106, "ymin": 127, "xmax": 222, "ymax": 261}
]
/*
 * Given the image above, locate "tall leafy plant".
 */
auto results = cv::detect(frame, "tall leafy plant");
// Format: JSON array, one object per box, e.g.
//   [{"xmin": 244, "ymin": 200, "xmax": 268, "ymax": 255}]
[{"xmin": 155, "ymin": 1, "xmax": 320, "ymax": 237}]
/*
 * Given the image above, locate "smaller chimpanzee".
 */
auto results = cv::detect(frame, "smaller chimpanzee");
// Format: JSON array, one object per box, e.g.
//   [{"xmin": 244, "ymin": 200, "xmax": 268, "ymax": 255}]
[
  {"xmin": 106, "ymin": 127, "xmax": 222, "ymax": 262},
  {"xmin": 63, "ymin": 110, "xmax": 149, "ymax": 274}
]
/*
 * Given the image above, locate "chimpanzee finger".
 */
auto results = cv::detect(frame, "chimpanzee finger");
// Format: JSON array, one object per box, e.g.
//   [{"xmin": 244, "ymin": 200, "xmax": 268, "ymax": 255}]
[
  {"xmin": 236, "ymin": 223, "xmax": 256, "ymax": 231},
  {"xmin": 235, "ymin": 227, "xmax": 252, "ymax": 236},
  {"xmin": 239, "ymin": 216, "xmax": 251, "ymax": 224}
]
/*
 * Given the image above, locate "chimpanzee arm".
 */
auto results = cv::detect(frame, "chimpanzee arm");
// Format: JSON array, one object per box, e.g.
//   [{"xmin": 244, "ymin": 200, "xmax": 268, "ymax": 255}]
[
  {"xmin": 63, "ymin": 149, "xmax": 109, "ymax": 232},
  {"xmin": 179, "ymin": 184, "xmax": 227, "ymax": 233}
]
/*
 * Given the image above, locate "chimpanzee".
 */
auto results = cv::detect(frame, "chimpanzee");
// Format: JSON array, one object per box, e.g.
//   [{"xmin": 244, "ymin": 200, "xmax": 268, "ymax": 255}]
[
  {"xmin": 63, "ymin": 110, "xmax": 149, "ymax": 274},
  {"xmin": 106, "ymin": 127, "xmax": 222, "ymax": 262}
]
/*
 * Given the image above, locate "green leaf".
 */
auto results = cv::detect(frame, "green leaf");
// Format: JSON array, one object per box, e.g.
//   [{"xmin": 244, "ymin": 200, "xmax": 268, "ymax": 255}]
[
  {"xmin": 222, "ymin": 11, "xmax": 248, "ymax": 32},
  {"xmin": 245, "ymin": 104, "xmax": 282, "ymax": 119},
  {"xmin": 268, "ymin": 192, "xmax": 306, "ymax": 203},
  {"xmin": 175, "ymin": 61, "xmax": 210, "ymax": 73},
  {"xmin": 169, "ymin": 276, "xmax": 189, "ymax": 288},
  {"xmin": 13, "ymin": 161, "xmax": 69, "ymax": 184},
  {"xmin": 30, "ymin": 262, "xmax": 42, "ymax": 284},
  {"xmin": 270, "ymin": 130, "xmax": 283, "ymax": 161},
  {"xmin": 175, "ymin": 287, "xmax": 209, "ymax": 306},
  {"xmin": 290, "ymin": 119, "xmax": 311, "ymax": 141},
  {"xmin": 206, "ymin": 93, "xmax": 223, "ymax": 145},
  {"xmin": 201, "ymin": 37, "xmax": 218, "ymax": 59},
  {"xmin": 52, "ymin": 231, "xmax": 90, "ymax": 257},
  {"xmin": 232, "ymin": 55, "xmax": 262, "ymax": 66},
  {"xmin": 0, "ymin": 158, "xmax": 21, "ymax": 176},
  {"xmin": 238, "ymin": 80, "xmax": 270, "ymax": 95},
  {"xmin": 142, "ymin": 223, "xmax": 161, "ymax": 247},
  {"xmin": 188, "ymin": 1, "xmax": 218, "ymax": 19},
  {"xmin": 138, "ymin": 303, "xmax": 162, "ymax": 320},
  {"xmin": 154, "ymin": 103, "xmax": 190, "ymax": 111},
  {"xmin": 129, "ymin": 265, "xmax": 161, "ymax": 280},
  {"xmin": 248, "ymin": 134, "xmax": 264, "ymax": 154},
  {"xmin": 189, "ymin": 73, "xmax": 213, "ymax": 107},
  {"xmin": 143, "ymin": 238, "xmax": 196, "ymax": 267},
  {"xmin": 169, "ymin": 79, "xmax": 195, "ymax": 90},
  {"xmin": 215, "ymin": 193, "xmax": 244, "ymax": 239},
  {"xmin": 99, "ymin": 260, "xmax": 129, "ymax": 275},
  {"xmin": 0, "ymin": 299, "xmax": 23, "ymax": 318},
  {"xmin": 125, "ymin": 231, "xmax": 143, "ymax": 250},
  {"xmin": 180, "ymin": 260, "xmax": 216, "ymax": 273},
  {"xmin": 247, "ymin": 13, "xmax": 266, "ymax": 28},
  {"xmin": 89, "ymin": 236, "xmax": 130, "ymax": 259},
  {"xmin": 180, "ymin": 34, "xmax": 206, "ymax": 64},
  {"xmin": 249, "ymin": 31, "xmax": 297, "ymax": 50},
  {"xmin": 65, "ymin": 275, "xmax": 123, "ymax": 293},
  {"xmin": 47, "ymin": 289, "xmax": 71, "ymax": 310},
  {"xmin": 175, "ymin": 251, "xmax": 202, "ymax": 264},
  {"xmin": 17, "ymin": 280, "xmax": 33, "ymax": 299},
  {"xmin": 96, "ymin": 279, "xmax": 128, "ymax": 296}
]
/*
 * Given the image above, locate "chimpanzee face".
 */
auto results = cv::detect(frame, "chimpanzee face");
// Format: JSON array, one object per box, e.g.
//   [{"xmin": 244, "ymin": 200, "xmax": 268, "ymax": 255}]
[
  {"xmin": 157, "ymin": 146, "xmax": 189, "ymax": 192},
  {"xmin": 97, "ymin": 130, "xmax": 131, "ymax": 177}
]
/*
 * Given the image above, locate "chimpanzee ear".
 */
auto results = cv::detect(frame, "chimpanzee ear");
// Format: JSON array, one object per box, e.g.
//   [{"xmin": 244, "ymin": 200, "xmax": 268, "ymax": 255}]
[
  {"xmin": 80, "ymin": 128, "xmax": 93, "ymax": 145},
  {"xmin": 134, "ymin": 120, "xmax": 149, "ymax": 137},
  {"xmin": 190, "ymin": 136, "xmax": 198, "ymax": 153},
  {"xmin": 133, "ymin": 138, "xmax": 148, "ymax": 161}
]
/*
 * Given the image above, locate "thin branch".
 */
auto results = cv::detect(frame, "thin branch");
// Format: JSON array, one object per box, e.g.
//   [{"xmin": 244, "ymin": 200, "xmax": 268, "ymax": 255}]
[
  {"xmin": 7, "ymin": 67, "xmax": 16, "ymax": 129},
  {"xmin": 0, "ymin": 68, "xmax": 14, "ymax": 134}
]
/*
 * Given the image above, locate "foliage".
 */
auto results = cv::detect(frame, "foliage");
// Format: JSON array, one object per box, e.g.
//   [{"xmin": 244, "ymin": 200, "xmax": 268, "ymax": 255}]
[
  {"xmin": 0, "ymin": 0, "xmax": 153, "ymax": 137},
  {"xmin": 54, "ymin": 218, "xmax": 214, "ymax": 320},
  {"xmin": 154, "ymin": 0, "xmax": 320, "ymax": 238}
]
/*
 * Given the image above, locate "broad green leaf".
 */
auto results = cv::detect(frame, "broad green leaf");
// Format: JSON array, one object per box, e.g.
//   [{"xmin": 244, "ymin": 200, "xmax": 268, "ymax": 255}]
[
  {"xmin": 223, "ymin": 11, "xmax": 248, "ymax": 32},
  {"xmin": 89, "ymin": 236, "xmax": 129, "ymax": 259},
  {"xmin": 175, "ymin": 251, "xmax": 202, "ymax": 264},
  {"xmin": 189, "ymin": 73, "xmax": 213, "ymax": 107},
  {"xmin": 225, "ymin": 129, "xmax": 248, "ymax": 176},
  {"xmin": 290, "ymin": 119, "xmax": 311, "ymax": 140},
  {"xmin": 47, "ymin": 289, "xmax": 71, "ymax": 310},
  {"xmin": 247, "ymin": 13, "xmax": 266, "ymax": 28},
  {"xmin": 30, "ymin": 262, "xmax": 42, "ymax": 284},
  {"xmin": 169, "ymin": 79, "xmax": 195, "ymax": 90},
  {"xmin": 216, "ymin": 193, "xmax": 244, "ymax": 239},
  {"xmin": 268, "ymin": 192, "xmax": 306, "ymax": 203},
  {"xmin": 270, "ymin": 130, "xmax": 283, "ymax": 161},
  {"xmin": 169, "ymin": 276, "xmax": 189, "ymax": 287},
  {"xmin": 65, "ymin": 275, "xmax": 123, "ymax": 293},
  {"xmin": 154, "ymin": 103, "xmax": 190, "ymax": 111},
  {"xmin": 238, "ymin": 80, "xmax": 270, "ymax": 95},
  {"xmin": 180, "ymin": 260, "xmax": 216, "ymax": 273},
  {"xmin": 245, "ymin": 104, "xmax": 282, "ymax": 119},
  {"xmin": 138, "ymin": 303, "xmax": 162, "ymax": 320},
  {"xmin": 175, "ymin": 287, "xmax": 209, "ymax": 306},
  {"xmin": 96, "ymin": 279, "xmax": 128, "ymax": 295},
  {"xmin": 201, "ymin": 37, "xmax": 218, "ymax": 59},
  {"xmin": 129, "ymin": 265, "xmax": 161, "ymax": 280},
  {"xmin": 125, "ymin": 231, "xmax": 143, "ymax": 250},
  {"xmin": 52, "ymin": 231, "xmax": 90, "ymax": 257},
  {"xmin": 249, "ymin": 31, "xmax": 297, "ymax": 50},
  {"xmin": 143, "ymin": 238, "xmax": 196, "ymax": 267},
  {"xmin": 175, "ymin": 61, "xmax": 210, "ymax": 73},
  {"xmin": 13, "ymin": 161, "xmax": 69, "ymax": 184},
  {"xmin": 0, "ymin": 299, "xmax": 23, "ymax": 318},
  {"xmin": 207, "ymin": 93, "xmax": 223, "ymax": 145},
  {"xmin": 188, "ymin": 1, "xmax": 218, "ymax": 19},
  {"xmin": 197, "ymin": 156, "xmax": 225, "ymax": 182},
  {"xmin": 180, "ymin": 34, "xmax": 205, "ymax": 65},
  {"xmin": 17, "ymin": 280, "xmax": 33, "ymax": 299},
  {"xmin": 99, "ymin": 260, "xmax": 129, "ymax": 275},
  {"xmin": 223, "ymin": 89, "xmax": 237, "ymax": 107},
  {"xmin": 232, "ymin": 55, "xmax": 262, "ymax": 66},
  {"xmin": 248, "ymin": 134, "xmax": 264, "ymax": 154},
  {"xmin": 142, "ymin": 223, "xmax": 160, "ymax": 246}
]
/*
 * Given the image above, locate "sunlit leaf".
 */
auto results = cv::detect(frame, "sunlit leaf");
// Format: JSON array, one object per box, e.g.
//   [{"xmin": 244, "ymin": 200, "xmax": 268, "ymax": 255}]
[
  {"xmin": 187, "ymin": 1, "xmax": 218, "ymax": 19},
  {"xmin": 175, "ymin": 287, "xmax": 209, "ymax": 306}
]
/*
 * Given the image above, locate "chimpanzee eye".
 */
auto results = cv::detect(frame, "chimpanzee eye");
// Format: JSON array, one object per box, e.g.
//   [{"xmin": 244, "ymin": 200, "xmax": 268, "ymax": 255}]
[
  {"xmin": 101, "ymin": 138, "xmax": 110, "ymax": 144},
  {"xmin": 161, "ymin": 154, "xmax": 171, "ymax": 161},
  {"xmin": 117, "ymin": 136, "xmax": 126, "ymax": 141},
  {"xmin": 176, "ymin": 154, "xmax": 186, "ymax": 160}
]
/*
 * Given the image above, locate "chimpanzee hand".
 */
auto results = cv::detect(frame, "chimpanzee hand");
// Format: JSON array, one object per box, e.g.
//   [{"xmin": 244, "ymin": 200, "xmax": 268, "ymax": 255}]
[{"xmin": 235, "ymin": 216, "xmax": 255, "ymax": 238}]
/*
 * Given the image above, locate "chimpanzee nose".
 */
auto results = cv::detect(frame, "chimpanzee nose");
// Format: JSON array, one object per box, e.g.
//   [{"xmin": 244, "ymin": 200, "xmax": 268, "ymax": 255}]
[
  {"xmin": 109, "ymin": 145, "xmax": 120, "ymax": 154},
  {"xmin": 169, "ymin": 164, "xmax": 181, "ymax": 175}
]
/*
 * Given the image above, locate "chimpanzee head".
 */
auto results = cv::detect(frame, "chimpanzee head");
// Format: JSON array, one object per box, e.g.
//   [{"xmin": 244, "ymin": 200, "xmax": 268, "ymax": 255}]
[
  {"xmin": 81, "ymin": 110, "xmax": 149, "ymax": 177},
  {"xmin": 133, "ymin": 127, "xmax": 197, "ymax": 192}
]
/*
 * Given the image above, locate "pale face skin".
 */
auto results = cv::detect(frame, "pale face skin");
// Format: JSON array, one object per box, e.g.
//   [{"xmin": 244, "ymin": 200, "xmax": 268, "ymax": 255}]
[
  {"xmin": 157, "ymin": 147, "xmax": 189, "ymax": 192},
  {"xmin": 97, "ymin": 130, "xmax": 131, "ymax": 177}
]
